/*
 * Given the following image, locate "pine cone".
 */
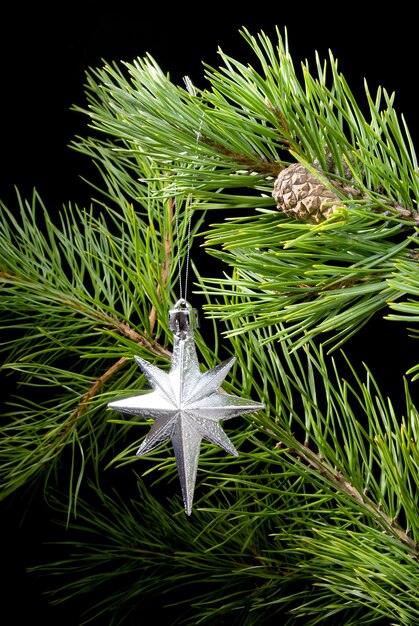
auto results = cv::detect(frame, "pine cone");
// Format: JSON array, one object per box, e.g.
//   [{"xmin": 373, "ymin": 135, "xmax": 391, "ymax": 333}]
[{"xmin": 273, "ymin": 163, "xmax": 354, "ymax": 224}]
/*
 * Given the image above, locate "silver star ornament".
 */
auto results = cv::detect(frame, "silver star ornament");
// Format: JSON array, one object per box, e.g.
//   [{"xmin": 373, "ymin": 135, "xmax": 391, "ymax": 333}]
[{"xmin": 108, "ymin": 299, "xmax": 265, "ymax": 515}]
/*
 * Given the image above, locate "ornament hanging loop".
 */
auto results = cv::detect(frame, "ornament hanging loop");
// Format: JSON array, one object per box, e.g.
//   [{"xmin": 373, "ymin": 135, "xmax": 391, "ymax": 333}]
[
  {"xmin": 174, "ymin": 193, "xmax": 193, "ymax": 303},
  {"xmin": 173, "ymin": 108, "xmax": 204, "ymax": 303}
]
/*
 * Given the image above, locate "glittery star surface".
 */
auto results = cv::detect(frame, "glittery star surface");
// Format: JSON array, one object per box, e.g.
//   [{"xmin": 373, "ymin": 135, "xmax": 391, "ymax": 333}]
[{"xmin": 108, "ymin": 300, "xmax": 264, "ymax": 515}]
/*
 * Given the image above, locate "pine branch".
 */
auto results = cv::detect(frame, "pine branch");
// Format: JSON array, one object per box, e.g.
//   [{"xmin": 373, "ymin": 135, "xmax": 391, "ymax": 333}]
[
  {"xmin": 29, "ymin": 330, "xmax": 419, "ymax": 625},
  {"xmin": 1, "ymin": 25, "xmax": 418, "ymax": 626},
  {"xmin": 0, "ymin": 175, "xmax": 190, "ymax": 508},
  {"xmin": 198, "ymin": 207, "xmax": 417, "ymax": 352},
  {"xmin": 282, "ymin": 438, "xmax": 419, "ymax": 559},
  {"xmin": 71, "ymin": 27, "xmax": 419, "ymax": 355}
]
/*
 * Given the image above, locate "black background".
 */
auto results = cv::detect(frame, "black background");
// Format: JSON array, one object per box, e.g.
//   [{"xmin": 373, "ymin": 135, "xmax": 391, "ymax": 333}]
[{"xmin": 1, "ymin": 4, "xmax": 418, "ymax": 624}]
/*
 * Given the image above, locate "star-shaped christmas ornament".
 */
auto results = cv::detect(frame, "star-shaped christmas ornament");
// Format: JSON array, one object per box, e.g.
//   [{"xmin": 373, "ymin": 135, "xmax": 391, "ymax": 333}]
[{"xmin": 108, "ymin": 299, "xmax": 264, "ymax": 515}]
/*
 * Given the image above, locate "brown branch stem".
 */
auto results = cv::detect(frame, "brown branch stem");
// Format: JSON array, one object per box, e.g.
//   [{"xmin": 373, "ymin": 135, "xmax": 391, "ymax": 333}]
[
  {"xmin": 57, "ymin": 295, "xmax": 172, "ymax": 359},
  {"xmin": 1, "ymin": 272, "xmax": 172, "ymax": 439},
  {"xmin": 61, "ymin": 356, "xmax": 128, "ymax": 435},
  {"xmin": 149, "ymin": 195, "xmax": 174, "ymax": 333},
  {"xmin": 264, "ymin": 96, "xmax": 304, "ymax": 159},
  {"xmin": 201, "ymin": 135, "xmax": 283, "ymax": 176},
  {"xmin": 281, "ymin": 439, "xmax": 419, "ymax": 559},
  {"xmin": 62, "ymin": 314, "xmax": 171, "ymax": 433}
]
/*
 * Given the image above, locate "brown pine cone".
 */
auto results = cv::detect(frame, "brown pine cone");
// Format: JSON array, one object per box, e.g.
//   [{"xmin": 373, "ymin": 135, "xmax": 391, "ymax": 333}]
[{"xmin": 272, "ymin": 163, "xmax": 361, "ymax": 224}]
